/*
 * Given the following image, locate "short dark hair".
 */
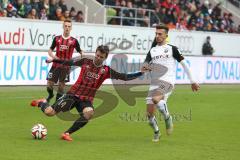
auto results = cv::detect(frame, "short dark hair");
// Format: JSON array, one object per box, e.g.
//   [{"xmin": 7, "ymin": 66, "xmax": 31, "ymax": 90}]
[
  {"xmin": 96, "ymin": 45, "xmax": 109, "ymax": 58},
  {"xmin": 155, "ymin": 24, "xmax": 169, "ymax": 34},
  {"xmin": 64, "ymin": 19, "xmax": 72, "ymax": 23},
  {"xmin": 77, "ymin": 11, "xmax": 83, "ymax": 15}
]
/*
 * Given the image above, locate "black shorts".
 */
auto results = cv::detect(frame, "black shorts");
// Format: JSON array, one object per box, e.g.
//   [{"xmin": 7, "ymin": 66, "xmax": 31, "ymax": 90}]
[
  {"xmin": 47, "ymin": 66, "xmax": 70, "ymax": 83},
  {"xmin": 52, "ymin": 94, "xmax": 94, "ymax": 114}
]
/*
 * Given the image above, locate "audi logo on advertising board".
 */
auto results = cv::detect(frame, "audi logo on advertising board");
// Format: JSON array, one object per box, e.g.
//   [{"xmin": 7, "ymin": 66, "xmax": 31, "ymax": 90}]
[{"xmin": 173, "ymin": 36, "xmax": 194, "ymax": 53}]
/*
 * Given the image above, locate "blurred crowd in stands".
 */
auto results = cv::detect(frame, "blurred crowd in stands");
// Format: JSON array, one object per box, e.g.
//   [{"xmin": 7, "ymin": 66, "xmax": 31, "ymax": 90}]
[
  {"xmin": 0, "ymin": 0, "xmax": 84, "ymax": 22},
  {"xmin": 1, "ymin": 0, "xmax": 240, "ymax": 34},
  {"xmin": 228, "ymin": 0, "xmax": 240, "ymax": 8},
  {"xmin": 97, "ymin": 0, "xmax": 240, "ymax": 34}
]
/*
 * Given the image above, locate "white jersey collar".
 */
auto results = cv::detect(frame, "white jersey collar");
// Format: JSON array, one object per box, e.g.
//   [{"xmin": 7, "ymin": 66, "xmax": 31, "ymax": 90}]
[{"xmin": 62, "ymin": 34, "xmax": 71, "ymax": 39}]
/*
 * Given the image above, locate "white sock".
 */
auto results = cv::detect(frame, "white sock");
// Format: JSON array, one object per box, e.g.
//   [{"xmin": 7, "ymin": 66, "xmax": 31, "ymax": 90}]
[
  {"xmin": 156, "ymin": 100, "xmax": 170, "ymax": 120},
  {"xmin": 148, "ymin": 116, "xmax": 159, "ymax": 133}
]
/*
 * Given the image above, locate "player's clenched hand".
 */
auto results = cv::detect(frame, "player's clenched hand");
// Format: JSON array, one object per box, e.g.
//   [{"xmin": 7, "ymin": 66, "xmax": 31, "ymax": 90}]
[
  {"xmin": 46, "ymin": 57, "xmax": 54, "ymax": 63},
  {"xmin": 141, "ymin": 67, "xmax": 149, "ymax": 72},
  {"xmin": 141, "ymin": 63, "xmax": 152, "ymax": 72},
  {"xmin": 191, "ymin": 83, "xmax": 200, "ymax": 92},
  {"xmin": 141, "ymin": 66, "xmax": 151, "ymax": 72}
]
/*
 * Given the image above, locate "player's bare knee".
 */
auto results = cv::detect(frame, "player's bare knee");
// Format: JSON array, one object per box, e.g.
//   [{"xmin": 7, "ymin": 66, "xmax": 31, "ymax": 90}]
[
  {"xmin": 152, "ymin": 96, "xmax": 164, "ymax": 104},
  {"xmin": 147, "ymin": 104, "xmax": 155, "ymax": 117},
  {"xmin": 47, "ymin": 81, "xmax": 54, "ymax": 88},
  {"xmin": 152, "ymin": 98, "xmax": 159, "ymax": 104},
  {"xmin": 59, "ymin": 88, "xmax": 64, "ymax": 92},
  {"xmin": 44, "ymin": 107, "xmax": 56, "ymax": 117},
  {"xmin": 58, "ymin": 82, "xmax": 65, "ymax": 93},
  {"xmin": 45, "ymin": 111, "xmax": 56, "ymax": 117},
  {"xmin": 147, "ymin": 111, "xmax": 155, "ymax": 117},
  {"xmin": 83, "ymin": 107, "xmax": 94, "ymax": 120}
]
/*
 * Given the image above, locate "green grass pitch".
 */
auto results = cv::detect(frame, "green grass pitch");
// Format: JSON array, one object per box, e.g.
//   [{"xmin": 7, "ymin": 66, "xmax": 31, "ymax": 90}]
[{"xmin": 0, "ymin": 85, "xmax": 239, "ymax": 160}]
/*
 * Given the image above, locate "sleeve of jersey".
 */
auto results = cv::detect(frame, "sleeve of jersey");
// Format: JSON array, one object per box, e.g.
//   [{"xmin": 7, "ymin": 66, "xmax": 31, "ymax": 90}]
[
  {"xmin": 50, "ymin": 37, "xmax": 57, "ymax": 50},
  {"xmin": 144, "ymin": 38, "xmax": 156, "ymax": 63},
  {"xmin": 172, "ymin": 46, "xmax": 184, "ymax": 62},
  {"xmin": 75, "ymin": 39, "xmax": 82, "ymax": 53},
  {"xmin": 109, "ymin": 68, "xmax": 143, "ymax": 81},
  {"xmin": 144, "ymin": 51, "xmax": 152, "ymax": 63}
]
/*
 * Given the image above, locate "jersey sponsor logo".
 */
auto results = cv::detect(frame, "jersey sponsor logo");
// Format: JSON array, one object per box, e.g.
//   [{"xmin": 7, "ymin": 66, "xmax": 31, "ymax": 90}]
[
  {"xmin": 82, "ymin": 71, "xmax": 100, "ymax": 84},
  {"xmin": 86, "ymin": 71, "xmax": 100, "ymax": 79},
  {"xmin": 152, "ymin": 54, "xmax": 170, "ymax": 60},
  {"xmin": 59, "ymin": 45, "xmax": 69, "ymax": 51},
  {"xmin": 174, "ymin": 35, "xmax": 194, "ymax": 53}
]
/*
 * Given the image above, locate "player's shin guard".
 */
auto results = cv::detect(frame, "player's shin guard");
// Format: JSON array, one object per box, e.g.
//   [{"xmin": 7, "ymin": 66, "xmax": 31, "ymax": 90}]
[
  {"xmin": 38, "ymin": 102, "xmax": 50, "ymax": 113},
  {"xmin": 156, "ymin": 100, "xmax": 170, "ymax": 120},
  {"xmin": 148, "ymin": 115, "xmax": 159, "ymax": 133},
  {"xmin": 65, "ymin": 116, "xmax": 88, "ymax": 134}
]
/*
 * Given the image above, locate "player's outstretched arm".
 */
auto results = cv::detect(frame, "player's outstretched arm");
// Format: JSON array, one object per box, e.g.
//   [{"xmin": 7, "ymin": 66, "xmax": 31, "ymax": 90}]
[
  {"xmin": 46, "ymin": 56, "xmax": 84, "ymax": 66},
  {"xmin": 179, "ymin": 60, "xmax": 200, "ymax": 92},
  {"xmin": 109, "ymin": 67, "xmax": 149, "ymax": 81}
]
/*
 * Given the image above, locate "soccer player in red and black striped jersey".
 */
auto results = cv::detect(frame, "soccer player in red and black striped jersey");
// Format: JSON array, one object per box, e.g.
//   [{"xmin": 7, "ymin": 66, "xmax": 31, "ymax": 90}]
[
  {"xmin": 31, "ymin": 45, "xmax": 150, "ymax": 141},
  {"xmin": 46, "ymin": 19, "xmax": 82, "ymax": 102}
]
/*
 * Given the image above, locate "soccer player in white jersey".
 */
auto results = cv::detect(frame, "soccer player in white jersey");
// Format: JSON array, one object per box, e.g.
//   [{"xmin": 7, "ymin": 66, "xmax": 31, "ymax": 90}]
[{"xmin": 142, "ymin": 24, "xmax": 200, "ymax": 142}]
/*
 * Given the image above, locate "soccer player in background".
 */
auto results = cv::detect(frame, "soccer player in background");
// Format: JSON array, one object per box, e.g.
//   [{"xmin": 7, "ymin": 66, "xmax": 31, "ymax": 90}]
[
  {"xmin": 46, "ymin": 19, "xmax": 82, "ymax": 102},
  {"xmin": 31, "ymin": 45, "xmax": 149, "ymax": 141},
  {"xmin": 142, "ymin": 24, "xmax": 200, "ymax": 142}
]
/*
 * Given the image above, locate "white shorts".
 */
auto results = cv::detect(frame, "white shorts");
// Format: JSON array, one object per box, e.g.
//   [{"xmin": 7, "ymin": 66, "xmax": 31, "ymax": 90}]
[{"xmin": 146, "ymin": 80, "xmax": 173, "ymax": 104}]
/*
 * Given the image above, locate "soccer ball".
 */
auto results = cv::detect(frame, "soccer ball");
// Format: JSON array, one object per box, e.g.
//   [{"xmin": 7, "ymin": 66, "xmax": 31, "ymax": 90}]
[{"xmin": 31, "ymin": 124, "xmax": 47, "ymax": 139}]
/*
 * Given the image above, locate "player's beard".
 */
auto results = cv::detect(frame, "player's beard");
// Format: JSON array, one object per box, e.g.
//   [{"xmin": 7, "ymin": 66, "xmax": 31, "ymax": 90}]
[
  {"xmin": 156, "ymin": 36, "xmax": 167, "ymax": 45},
  {"xmin": 157, "ymin": 39, "xmax": 166, "ymax": 45}
]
